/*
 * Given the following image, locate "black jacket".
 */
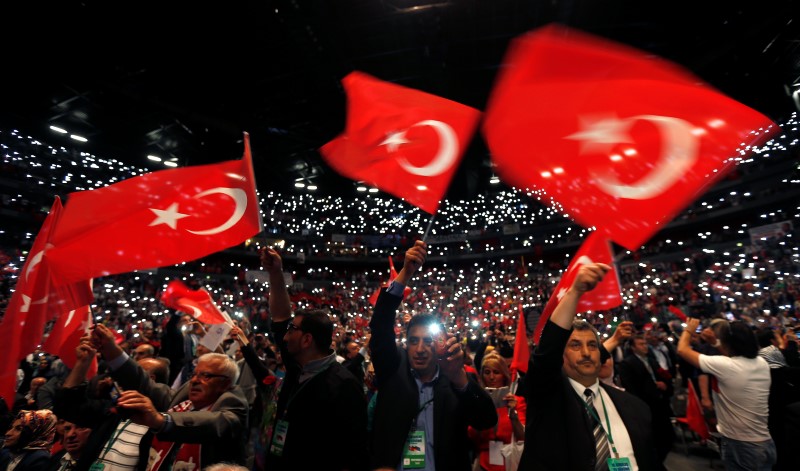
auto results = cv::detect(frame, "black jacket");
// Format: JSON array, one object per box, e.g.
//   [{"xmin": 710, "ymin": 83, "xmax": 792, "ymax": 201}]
[
  {"xmin": 519, "ymin": 321, "xmax": 659, "ymax": 471},
  {"xmin": 369, "ymin": 289, "xmax": 497, "ymax": 471},
  {"xmin": 266, "ymin": 319, "xmax": 369, "ymax": 471}
]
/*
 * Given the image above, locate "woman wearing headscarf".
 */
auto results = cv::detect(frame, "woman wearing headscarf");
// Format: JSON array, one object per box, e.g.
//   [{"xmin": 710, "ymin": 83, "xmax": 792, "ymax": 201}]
[
  {"xmin": 468, "ymin": 352, "xmax": 526, "ymax": 471},
  {"xmin": 0, "ymin": 410, "xmax": 56, "ymax": 471}
]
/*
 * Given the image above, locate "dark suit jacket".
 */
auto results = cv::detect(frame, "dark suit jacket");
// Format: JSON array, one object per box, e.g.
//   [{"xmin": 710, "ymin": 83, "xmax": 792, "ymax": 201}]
[
  {"xmin": 112, "ymin": 356, "xmax": 249, "ymax": 467},
  {"xmin": 369, "ymin": 289, "xmax": 497, "ymax": 471},
  {"xmin": 0, "ymin": 449, "xmax": 51, "ymax": 471},
  {"xmin": 519, "ymin": 321, "xmax": 658, "ymax": 471},
  {"xmin": 618, "ymin": 354, "xmax": 672, "ymax": 408}
]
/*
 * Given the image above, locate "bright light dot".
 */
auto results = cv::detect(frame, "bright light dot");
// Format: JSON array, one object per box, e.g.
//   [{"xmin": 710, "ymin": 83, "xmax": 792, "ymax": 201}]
[
  {"xmin": 610, "ymin": 154, "xmax": 622, "ymax": 162},
  {"xmin": 541, "ymin": 171, "xmax": 552, "ymax": 178}
]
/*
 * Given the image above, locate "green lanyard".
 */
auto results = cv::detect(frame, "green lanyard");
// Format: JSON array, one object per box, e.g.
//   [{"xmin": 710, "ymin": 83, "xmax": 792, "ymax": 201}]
[
  {"xmin": 99, "ymin": 419, "xmax": 132, "ymax": 461},
  {"xmin": 582, "ymin": 390, "xmax": 620, "ymax": 459}
]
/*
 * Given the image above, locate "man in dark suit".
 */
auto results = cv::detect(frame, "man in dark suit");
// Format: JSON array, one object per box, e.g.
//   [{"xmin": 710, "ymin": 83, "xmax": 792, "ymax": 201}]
[
  {"xmin": 520, "ymin": 263, "xmax": 658, "ymax": 471},
  {"xmin": 618, "ymin": 334, "xmax": 675, "ymax": 467},
  {"xmin": 369, "ymin": 241, "xmax": 497, "ymax": 471}
]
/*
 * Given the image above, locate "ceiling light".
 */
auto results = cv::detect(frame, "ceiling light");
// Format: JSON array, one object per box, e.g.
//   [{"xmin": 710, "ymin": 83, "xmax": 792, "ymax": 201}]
[
  {"xmin": 164, "ymin": 161, "xmax": 178, "ymax": 168},
  {"xmin": 70, "ymin": 134, "xmax": 87, "ymax": 142},
  {"xmin": 368, "ymin": 188, "xmax": 378, "ymax": 193},
  {"xmin": 490, "ymin": 176, "xmax": 500, "ymax": 184},
  {"xmin": 307, "ymin": 184, "xmax": 318, "ymax": 190},
  {"xmin": 416, "ymin": 185, "xmax": 428, "ymax": 191},
  {"xmin": 356, "ymin": 186, "xmax": 367, "ymax": 192},
  {"xmin": 294, "ymin": 182, "xmax": 305, "ymax": 188},
  {"xmin": 147, "ymin": 155, "xmax": 162, "ymax": 162},
  {"xmin": 49, "ymin": 126, "xmax": 68, "ymax": 134}
]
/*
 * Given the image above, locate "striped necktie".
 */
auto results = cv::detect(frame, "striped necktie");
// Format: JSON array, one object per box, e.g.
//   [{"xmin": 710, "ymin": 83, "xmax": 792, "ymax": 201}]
[{"xmin": 584, "ymin": 388, "xmax": 611, "ymax": 470}]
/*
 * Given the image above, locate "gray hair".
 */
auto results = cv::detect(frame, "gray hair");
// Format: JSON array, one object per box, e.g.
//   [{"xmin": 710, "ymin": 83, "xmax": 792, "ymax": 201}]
[
  {"xmin": 203, "ymin": 464, "xmax": 249, "ymax": 471},
  {"xmin": 572, "ymin": 319, "xmax": 600, "ymax": 340},
  {"xmin": 198, "ymin": 353, "xmax": 239, "ymax": 386}
]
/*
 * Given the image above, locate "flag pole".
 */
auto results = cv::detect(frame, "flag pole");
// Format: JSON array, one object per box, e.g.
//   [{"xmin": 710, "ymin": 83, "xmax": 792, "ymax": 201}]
[{"xmin": 421, "ymin": 213, "xmax": 436, "ymax": 241}]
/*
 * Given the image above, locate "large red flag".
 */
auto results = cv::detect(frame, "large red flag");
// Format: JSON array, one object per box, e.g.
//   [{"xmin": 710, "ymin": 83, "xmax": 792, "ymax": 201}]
[
  {"xmin": 320, "ymin": 72, "xmax": 481, "ymax": 214},
  {"xmin": 510, "ymin": 303, "xmax": 529, "ymax": 375},
  {"xmin": 533, "ymin": 232, "xmax": 622, "ymax": 343},
  {"xmin": 42, "ymin": 305, "xmax": 97, "ymax": 379},
  {"xmin": 0, "ymin": 198, "xmax": 93, "ymax": 409},
  {"xmin": 46, "ymin": 133, "xmax": 262, "ymax": 285},
  {"xmin": 369, "ymin": 256, "xmax": 411, "ymax": 306},
  {"xmin": 160, "ymin": 280, "xmax": 228, "ymax": 325},
  {"xmin": 484, "ymin": 24, "xmax": 776, "ymax": 250}
]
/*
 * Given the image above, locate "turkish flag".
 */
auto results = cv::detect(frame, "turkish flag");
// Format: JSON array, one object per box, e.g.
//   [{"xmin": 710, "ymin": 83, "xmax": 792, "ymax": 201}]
[
  {"xmin": 0, "ymin": 198, "xmax": 93, "ymax": 409},
  {"xmin": 160, "ymin": 280, "xmax": 228, "ymax": 325},
  {"xmin": 42, "ymin": 306, "xmax": 97, "ymax": 379},
  {"xmin": 320, "ymin": 72, "xmax": 481, "ymax": 214},
  {"xmin": 510, "ymin": 303, "xmax": 529, "ymax": 375},
  {"xmin": 679, "ymin": 381, "xmax": 710, "ymax": 440},
  {"xmin": 668, "ymin": 305, "xmax": 688, "ymax": 322},
  {"xmin": 369, "ymin": 256, "xmax": 411, "ymax": 306},
  {"xmin": 484, "ymin": 24, "xmax": 776, "ymax": 250},
  {"xmin": 533, "ymin": 232, "xmax": 622, "ymax": 343},
  {"xmin": 46, "ymin": 133, "xmax": 262, "ymax": 285}
]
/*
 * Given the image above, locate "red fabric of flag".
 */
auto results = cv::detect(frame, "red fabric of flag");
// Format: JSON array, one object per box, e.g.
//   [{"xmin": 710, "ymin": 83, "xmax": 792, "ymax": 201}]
[
  {"xmin": 0, "ymin": 198, "xmax": 93, "ymax": 409},
  {"xmin": 320, "ymin": 72, "xmax": 481, "ymax": 214},
  {"xmin": 484, "ymin": 24, "xmax": 776, "ymax": 250},
  {"xmin": 533, "ymin": 232, "xmax": 622, "ymax": 343},
  {"xmin": 46, "ymin": 133, "xmax": 262, "ymax": 285},
  {"xmin": 510, "ymin": 303, "xmax": 530, "ymax": 375},
  {"xmin": 42, "ymin": 306, "xmax": 97, "ymax": 378},
  {"xmin": 369, "ymin": 256, "xmax": 411, "ymax": 306},
  {"xmin": 668, "ymin": 305, "xmax": 688, "ymax": 322},
  {"xmin": 160, "ymin": 280, "xmax": 227, "ymax": 325},
  {"xmin": 679, "ymin": 380, "xmax": 710, "ymax": 440}
]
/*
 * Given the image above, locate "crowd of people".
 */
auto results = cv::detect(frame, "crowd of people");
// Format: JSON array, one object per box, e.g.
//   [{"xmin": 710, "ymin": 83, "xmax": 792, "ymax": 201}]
[
  {"xmin": 1, "ymin": 223, "xmax": 799, "ymax": 470},
  {"xmin": 1, "ymin": 115, "xmax": 800, "ymax": 471}
]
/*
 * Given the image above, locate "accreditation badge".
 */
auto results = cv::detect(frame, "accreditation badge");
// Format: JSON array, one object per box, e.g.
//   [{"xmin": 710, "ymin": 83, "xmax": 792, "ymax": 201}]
[{"xmin": 402, "ymin": 430, "xmax": 425, "ymax": 469}]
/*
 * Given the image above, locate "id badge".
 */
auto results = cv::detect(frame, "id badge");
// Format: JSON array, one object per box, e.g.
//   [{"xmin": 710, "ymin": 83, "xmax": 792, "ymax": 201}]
[
  {"xmin": 270, "ymin": 419, "xmax": 289, "ymax": 457},
  {"xmin": 89, "ymin": 463, "xmax": 105, "ymax": 471},
  {"xmin": 402, "ymin": 430, "xmax": 425, "ymax": 469},
  {"xmin": 489, "ymin": 440, "xmax": 504, "ymax": 465},
  {"xmin": 607, "ymin": 456, "xmax": 633, "ymax": 471}
]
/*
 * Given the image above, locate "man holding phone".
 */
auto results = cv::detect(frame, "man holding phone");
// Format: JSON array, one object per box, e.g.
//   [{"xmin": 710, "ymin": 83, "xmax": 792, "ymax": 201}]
[{"xmin": 369, "ymin": 241, "xmax": 497, "ymax": 471}]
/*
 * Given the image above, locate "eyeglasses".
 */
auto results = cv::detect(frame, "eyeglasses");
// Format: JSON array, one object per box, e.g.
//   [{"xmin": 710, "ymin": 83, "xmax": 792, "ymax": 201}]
[
  {"xmin": 191, "ymin": 371, "xmax": 230, "ymax": 383},
  {"xmin": 286, "ymin": 323, "xmax": 303, "ymax": 333}
]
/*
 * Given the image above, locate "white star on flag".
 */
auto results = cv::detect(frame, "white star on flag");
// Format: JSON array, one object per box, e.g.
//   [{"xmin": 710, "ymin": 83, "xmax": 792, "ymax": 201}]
[
  {"xmin": 566, "ymin": 116, "xmax": 634, "ymax": 154},
  {"xmin": 379, "ymin": 131, "xmax": 410, "ymax": 153},
  {"xmin": 149, "ymin": 203, "xmax": 190, "ymax": 229}
]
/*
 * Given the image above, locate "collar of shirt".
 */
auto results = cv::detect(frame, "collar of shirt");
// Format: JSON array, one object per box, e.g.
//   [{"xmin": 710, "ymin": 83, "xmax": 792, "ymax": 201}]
[
  {"xmin": 568, "ymin": 377, "xmax": 599, "ymax": 399},
  {"xmin": 299, "ymin": 352, "xmax": 337, "ymax": 383},
  {"xmin": 410, "ymin": 364, "xmax": 441, "ymax": 386}
]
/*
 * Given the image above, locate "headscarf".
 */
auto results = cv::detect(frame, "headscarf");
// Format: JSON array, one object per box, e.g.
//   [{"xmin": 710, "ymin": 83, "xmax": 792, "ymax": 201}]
[{"xmin": 14, "ymin": 409, "xmax": 57, "ymax": 451}]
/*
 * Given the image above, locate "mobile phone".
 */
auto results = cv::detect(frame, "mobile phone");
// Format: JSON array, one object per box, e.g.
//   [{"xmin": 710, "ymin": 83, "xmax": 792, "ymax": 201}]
[{"xmin": 109, "ymin": 381, "xmax": 123, "ymax": 404}]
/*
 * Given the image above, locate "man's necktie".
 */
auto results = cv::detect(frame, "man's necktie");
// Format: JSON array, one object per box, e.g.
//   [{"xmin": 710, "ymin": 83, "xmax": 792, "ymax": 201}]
[{"xmin": 584, "ymin": 388, "xmax": 611, "ymax": 470}]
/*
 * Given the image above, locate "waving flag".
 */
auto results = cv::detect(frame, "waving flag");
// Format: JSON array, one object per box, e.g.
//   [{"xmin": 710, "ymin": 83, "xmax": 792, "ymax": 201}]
[
  {"xmin": 483, "ymin": 24, "xmax": 776, "ymax": 250},
  {"xmin": 0, "ymin": 198, "xmax": 93, "ymax": 409},
  {"xmin": 42, "ymin": 305, "xmax": 97, "ymax": 378},
  {"xmin": 510, "ymin": 303, "xmax": 530, "ymax": 375},
  {"xmin": 160, "ymin": 279, "xmax": 228, "ymax": 325},
  {"xmin": 533, "ymin": 232, "xmax": 622, "ymax": 343},
  {"xmin": 320, "ymin": 72, "xmax": 481, "ymax": 214},
  {"xmin": 369, "ymin": 256, "xmax": 411, "ymax": 306},
  {"xmin": 46, "ymin": 133, "xmax": 262, "ymax": 286}
]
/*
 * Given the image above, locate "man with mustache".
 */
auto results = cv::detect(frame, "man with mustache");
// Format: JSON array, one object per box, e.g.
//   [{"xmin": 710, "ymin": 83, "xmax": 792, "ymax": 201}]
[
  {"xmin": 369, "ymin": 241, "xmax": 497, "ymax": 471},
  {"xmin": 519, "ymin": 263, "xmax": 659, "ymax": 471}
]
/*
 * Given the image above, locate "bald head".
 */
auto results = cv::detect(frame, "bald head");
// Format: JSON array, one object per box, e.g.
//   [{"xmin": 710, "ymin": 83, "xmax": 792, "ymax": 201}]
[{"xmin": 138, "ymin": 358, "xmax": 169, "ymax": 384}]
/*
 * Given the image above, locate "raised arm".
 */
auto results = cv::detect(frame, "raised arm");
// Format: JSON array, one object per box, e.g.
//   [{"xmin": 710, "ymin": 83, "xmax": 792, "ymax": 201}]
[
  {"xmin": 261, "ymin": 247, "xmax": 291, "ymax": 323},
  {"xmin": 677, "ymin": 318, "xmax": 702, "ymax": 368}
]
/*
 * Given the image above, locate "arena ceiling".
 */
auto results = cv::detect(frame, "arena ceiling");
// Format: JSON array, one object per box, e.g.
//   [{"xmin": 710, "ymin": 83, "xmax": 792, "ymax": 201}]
[{"xmin": 2, "ymin": 0, "xmax": 799, "ymax": 201}]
